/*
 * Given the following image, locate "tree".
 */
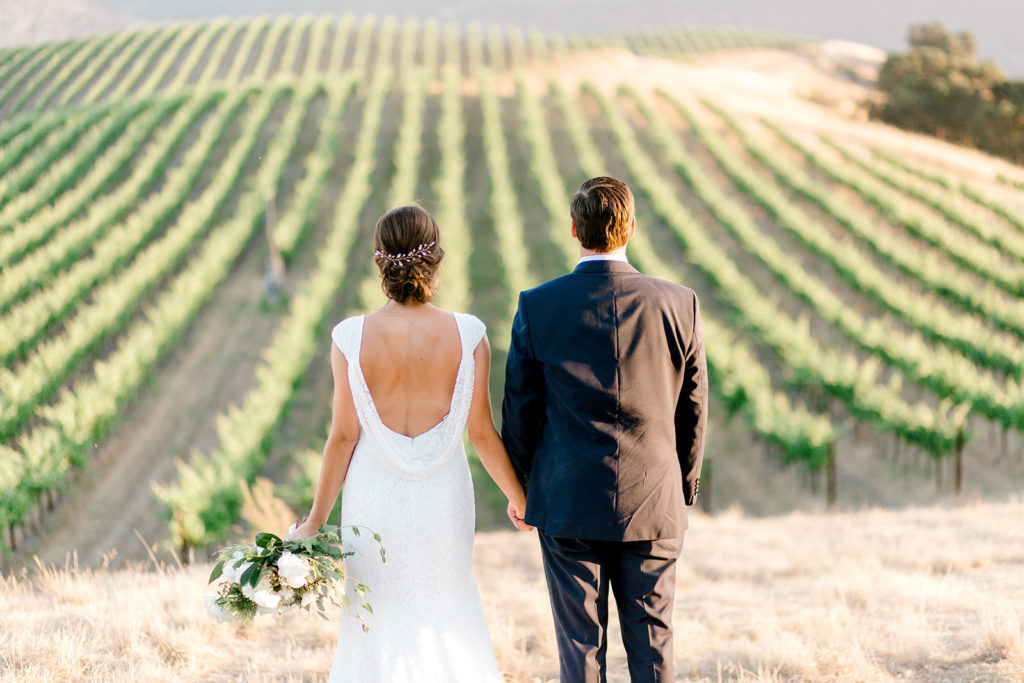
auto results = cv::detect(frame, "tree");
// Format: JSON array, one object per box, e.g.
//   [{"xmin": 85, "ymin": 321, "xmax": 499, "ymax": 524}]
[{"xmin": 874, "ymin": 23, "xmax": 1024, "ymax": 163}]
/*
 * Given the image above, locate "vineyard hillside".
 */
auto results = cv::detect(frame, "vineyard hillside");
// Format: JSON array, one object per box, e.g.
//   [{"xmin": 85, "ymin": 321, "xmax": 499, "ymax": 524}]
[{"xmin": 0, "ymin": 15, "xmax": 1023, "ymax": 575}]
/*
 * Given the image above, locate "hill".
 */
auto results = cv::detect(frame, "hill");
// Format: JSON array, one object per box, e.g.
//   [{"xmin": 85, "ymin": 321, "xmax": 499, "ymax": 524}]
[
  {"xmin": 0, "ymin": 14, "xmax": 1023, "ymax": 576},
  {"xmin": 2, "ymin": 499, "xmax": 1021, "ymax": 681},
  {"xmin": 2, "ymin": 1, "xmax": 1024, "ymax": 77}
]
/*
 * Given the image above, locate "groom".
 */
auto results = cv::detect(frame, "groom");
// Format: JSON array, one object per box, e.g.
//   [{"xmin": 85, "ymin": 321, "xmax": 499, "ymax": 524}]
[{"xmin": 502, "ymin": 176, "xmax": 708, "ymax": 682}]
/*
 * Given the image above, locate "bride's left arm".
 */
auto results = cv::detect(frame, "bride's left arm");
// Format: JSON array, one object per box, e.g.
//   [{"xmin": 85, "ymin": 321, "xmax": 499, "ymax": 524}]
[
  {"xmin": 287, "ymin": 342, "xmax": 361, "ymax": 540},
  {"xmin": 466, "ymin": 333, "xmax": 532, "ymax": 531}
]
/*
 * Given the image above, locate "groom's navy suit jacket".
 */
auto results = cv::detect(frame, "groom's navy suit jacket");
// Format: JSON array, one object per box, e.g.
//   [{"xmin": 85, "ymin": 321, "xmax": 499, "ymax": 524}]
[{"xmin": 502, "ymin": 259, "xmax": 708, "ymax": 542}]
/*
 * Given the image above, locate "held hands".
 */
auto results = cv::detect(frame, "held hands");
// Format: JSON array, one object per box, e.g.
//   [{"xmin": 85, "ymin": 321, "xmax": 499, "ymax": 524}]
[{"xmin": 507, "ymin": 500, "xmax": 533, "ymax": 531}]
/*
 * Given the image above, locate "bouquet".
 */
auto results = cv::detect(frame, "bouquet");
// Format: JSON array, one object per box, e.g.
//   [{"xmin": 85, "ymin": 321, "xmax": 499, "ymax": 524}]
[{"xmin": 203, "ymin": 524, "xmax": 384, "ymax": 631}]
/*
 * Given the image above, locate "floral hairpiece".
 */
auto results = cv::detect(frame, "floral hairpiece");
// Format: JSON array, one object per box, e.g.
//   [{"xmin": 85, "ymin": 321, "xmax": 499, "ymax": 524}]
[{"xmin": 374, "ymin": 241, "xmax": 436, "ymax": 267}]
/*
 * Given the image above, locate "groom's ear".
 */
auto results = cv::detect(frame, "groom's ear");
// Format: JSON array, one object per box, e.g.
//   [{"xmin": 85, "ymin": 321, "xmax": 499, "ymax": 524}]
[
  {"xmin": 629, "ymin": 215, "xmax": 636, "ymax": 238},
  {"xmin": 570, "ymin": 219, "xmax": 578, "ymax": 240}
]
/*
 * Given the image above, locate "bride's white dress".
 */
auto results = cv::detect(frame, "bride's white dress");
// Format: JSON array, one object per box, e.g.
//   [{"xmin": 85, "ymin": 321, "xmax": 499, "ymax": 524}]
[{"xmin": 327, "ymin": 312, "xmax": 503, "ymax": 683}]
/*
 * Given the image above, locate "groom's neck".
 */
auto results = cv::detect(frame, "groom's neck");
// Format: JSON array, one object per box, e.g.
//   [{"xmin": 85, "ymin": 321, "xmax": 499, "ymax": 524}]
[{"xmin": 578, "ymin": 245, "xmax": 628, "ymax": 258}]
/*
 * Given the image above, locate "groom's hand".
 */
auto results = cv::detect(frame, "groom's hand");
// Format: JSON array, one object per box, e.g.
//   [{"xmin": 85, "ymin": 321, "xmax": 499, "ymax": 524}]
[{"xmin": 507, "ymin": 501, "xmax": 533, "ymax": 531}]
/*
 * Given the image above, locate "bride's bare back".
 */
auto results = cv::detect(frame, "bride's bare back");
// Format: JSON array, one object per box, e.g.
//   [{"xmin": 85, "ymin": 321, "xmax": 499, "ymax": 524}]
[{"xmin": 359, "ymin": 304, "xmax": 462, "ymax": 439}]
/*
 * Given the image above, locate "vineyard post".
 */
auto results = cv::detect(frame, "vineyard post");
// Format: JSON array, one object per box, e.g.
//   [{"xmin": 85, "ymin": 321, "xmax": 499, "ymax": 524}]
[
  {"xmin": 826, "ymin": 440, "xmax": 836, "ymax": 509},
  {"xmin": 264, "ymin": 187, "xmax": 284, "ymax": 301},
  {"xmin": 954, "ymin": 428, "xmax": 964, "ymax": 496}
]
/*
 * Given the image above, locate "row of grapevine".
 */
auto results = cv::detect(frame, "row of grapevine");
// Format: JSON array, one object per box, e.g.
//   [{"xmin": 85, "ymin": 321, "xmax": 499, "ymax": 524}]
[
  {"xmin": 78, "ymin": 29, "xmax": 162, "ymax": 109},
  {"xmin": 327, "ymin": 16, "xmax": 356, "ymax": 77},
  {"xmin": 477, "ymin": 70, "xmax": 532, "ymax": 330},
  {"xmin": 156, "ymin": 73, "xmax": 386, "ymax": 552},
  {"xmin": 721, "ymin": 110, "xmax": 1024, "ymax": 344},
  {"xmin": 0, "ymin": 93, "xmax": 222, "ymax": 314},
  {"xmin": 0, "ymin": 114, "xmax": 35, "ymax": 149},
  {"xmin": 651, "ymin": 93, "xmax": 1024, "ymax": 380},
  {"xmin": 0, "ymin": 100, "xmax": 168, "ymax": 238},
  {"xmin": 107, "ymin": 28, "xmax": 189, "ymax": 106},
  {"xmin": 300, "ymin": 17, "xmax": 333, "ymax": 78},
  {"xmin": 513, "ymin": 79, "xmax": 577, "ymax": 270},
  {"xmin": 25, "ymin": 32, "xmax": 115, "ymax": 113},
  {"xmin": 0, "ymin": 38, "xmax": 85, "ymax": 114},
  {"xmin": 466, "ymin": 28, "xmax": 537, "ymax": 331},
  {"xmin": 271, "ymin": 81, "xmax": 348, "ymax": 258},
  {"xmin": 769, "ymin": 124, "xmax": 1024, "ymax": 298},
  {"xmin": 582, "ymin": 83, "xmax": 967, "ymax": 457},
  {"xmin": 221, "ymin": 17, "xmax": 271, "ymax": 84},
  {"xmin": 160, "ymin": 21, "xmax": 230, "ymax": 93},
  {"xmin": 621, "ymin": 26, "xmax": 810, "ymax": 59},
  {"xmin": 0, "ymin": 44, "xmax": 50, "ymax": 104},
  {"xmin": 0, "ymin": 103, "xmax": 119, "ymax": 209},
  {"xmin": 0, "ymin": 111, "xmax": 79, "ymax": 177},
  {"xmin": 541, "ymin": 80, "xmax": 837, "ymax": 473},
  {"xmin": 829, "ymin": 140, "xmax": 1024, "ymax": 264},
  {"xmin": 58, "ymin": 29, "xmax": 155, "ymax": 108},
  {"xmin": 129, "ymin": 23, "xmax": 207, "ymax": 99},
  {"xmin": 0, "ymin": 85, "xmax": 313, "ymax": 549},
  {"xmin": 643, "ymin": 93, "xmax": 1024, "ymax": 438},
  {"xmin": 432, "ymin": 36, "xmax": 471, "ymax": 312},
  {"xmin": 0, "ymin": 87, "xmax": 279, "ymax": 442},
  {"xmin": 870, "ymin": 149, "xmax": 1024, "ymax": 238}
]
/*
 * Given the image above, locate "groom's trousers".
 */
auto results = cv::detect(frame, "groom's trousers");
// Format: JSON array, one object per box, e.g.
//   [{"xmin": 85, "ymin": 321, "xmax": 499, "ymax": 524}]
[{"xmin": 538, "ymin": 532, "xmax": 684, "ymax": 683}]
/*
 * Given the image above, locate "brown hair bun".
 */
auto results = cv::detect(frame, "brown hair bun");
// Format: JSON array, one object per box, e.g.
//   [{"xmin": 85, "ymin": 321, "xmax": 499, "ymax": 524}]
[{"xmin": 373, "ymin": 204, "xmax": 444, "ymax": 304}]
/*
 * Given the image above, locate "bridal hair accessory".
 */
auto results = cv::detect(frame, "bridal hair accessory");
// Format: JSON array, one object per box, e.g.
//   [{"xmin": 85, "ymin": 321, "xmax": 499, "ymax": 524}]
[{"xmin": 374, "ymin": 241, "xmax": 435, "ymax": 267}]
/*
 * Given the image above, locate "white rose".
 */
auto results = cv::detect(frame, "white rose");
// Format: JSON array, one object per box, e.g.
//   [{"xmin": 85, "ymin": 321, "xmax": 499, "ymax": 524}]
[
  {"xmin": 221, "ymin": 551, "xmax": 251, "ymax": 585},
  {"xmin": 248, "ymin": 575, "xmax": 282, "ymax": 610},
  {"xmin": 203, "ymin": 595, "xmax": 233, "ymax": 624},
  {"xmin": 277, "ymin": 586, "xmax": 296, "ymax": 607},
  {"xmin": 276, "ymin": 552, "xmax": 312, "ymax": 589}
]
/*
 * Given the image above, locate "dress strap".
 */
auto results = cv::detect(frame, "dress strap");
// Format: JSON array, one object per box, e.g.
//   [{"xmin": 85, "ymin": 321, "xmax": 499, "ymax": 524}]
[
  {"xmin": 454, "ymin": 312, "xmax": 486, "ymax": 356},
  {"xmin": 446, "ymin": 313, "xmax": 486, "ymax": 428},
  {"xmin": 330, "ymin": 315, "xmax": 365, "ymax": 361}
]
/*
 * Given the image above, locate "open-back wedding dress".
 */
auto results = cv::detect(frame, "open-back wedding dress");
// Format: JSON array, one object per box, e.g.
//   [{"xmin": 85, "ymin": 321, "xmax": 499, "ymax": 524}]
[{"xmin": 327, "ymin": 312, "xmax": 503, "ymax": 683}]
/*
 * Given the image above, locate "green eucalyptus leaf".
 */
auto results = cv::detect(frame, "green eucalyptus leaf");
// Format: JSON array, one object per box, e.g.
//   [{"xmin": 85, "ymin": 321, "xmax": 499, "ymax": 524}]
[
  {"xmin": 240, "ymin": 562, "xmax": 261, "ymax": 588},
  {"xmin": 255, "ymin": 532, "xmax": 281, "ymax": 549}
]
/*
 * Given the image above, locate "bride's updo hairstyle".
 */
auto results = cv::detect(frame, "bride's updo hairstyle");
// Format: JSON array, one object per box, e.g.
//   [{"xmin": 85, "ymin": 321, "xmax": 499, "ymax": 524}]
[{"xmin": 373, "ymin": 204, "xmax": 445, "ymax": 304}]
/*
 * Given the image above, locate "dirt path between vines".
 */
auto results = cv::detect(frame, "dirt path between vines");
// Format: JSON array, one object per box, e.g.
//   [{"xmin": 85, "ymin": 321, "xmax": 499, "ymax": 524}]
[{"xmin": 16, "ymin": 234, "xmax": 280, "ymax": 570}]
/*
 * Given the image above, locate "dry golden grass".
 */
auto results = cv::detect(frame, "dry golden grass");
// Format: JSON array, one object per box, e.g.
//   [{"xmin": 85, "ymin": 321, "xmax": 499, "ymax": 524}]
[{"xmin": 3, "ymin": 498, "xmax": 1022, "ymax": 682}]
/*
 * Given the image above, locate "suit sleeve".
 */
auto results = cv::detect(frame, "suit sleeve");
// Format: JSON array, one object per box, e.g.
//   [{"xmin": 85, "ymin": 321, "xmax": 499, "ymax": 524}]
[
  {"xmin": 676, "ymin": 290, "xmax": 708, "ymax": 505},
  {"xmin": 501, "ymin": 292, "xmax": 545, "ymax": 490}
]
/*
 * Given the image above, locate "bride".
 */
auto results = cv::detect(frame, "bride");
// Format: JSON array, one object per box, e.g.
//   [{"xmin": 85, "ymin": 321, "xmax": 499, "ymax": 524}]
[{"xmin": 285, "ymin": 204, "xmax": 531, "ymax": 682}]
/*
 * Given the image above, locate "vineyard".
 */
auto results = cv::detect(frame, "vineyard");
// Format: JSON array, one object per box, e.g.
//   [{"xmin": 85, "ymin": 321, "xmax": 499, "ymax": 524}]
[{"xmin": 1, "ymin": 14, "xmax": 1023, "ymax": 566}]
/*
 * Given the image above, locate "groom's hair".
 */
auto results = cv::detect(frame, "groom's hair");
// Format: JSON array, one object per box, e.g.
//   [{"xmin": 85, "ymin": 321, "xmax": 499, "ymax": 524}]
[{"xmin": 570, "ymin": 176, "xmax": 635, "ymax": 252}]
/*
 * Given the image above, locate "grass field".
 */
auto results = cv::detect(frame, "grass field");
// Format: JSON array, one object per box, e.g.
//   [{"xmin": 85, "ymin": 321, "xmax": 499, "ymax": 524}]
[{"xmin": 2, "ymin": 499, "xmax": 1021, "ymax": 681}]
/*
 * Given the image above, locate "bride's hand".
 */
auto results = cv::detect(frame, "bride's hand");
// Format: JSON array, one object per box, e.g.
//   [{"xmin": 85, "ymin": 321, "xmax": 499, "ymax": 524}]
[
  {"xmin": 285, "ymin": 516, "xmax": 321, "ymax": 541},
  {"xmin": 507, "ymin": 500, "xmax": 533, "ymax": 531}
]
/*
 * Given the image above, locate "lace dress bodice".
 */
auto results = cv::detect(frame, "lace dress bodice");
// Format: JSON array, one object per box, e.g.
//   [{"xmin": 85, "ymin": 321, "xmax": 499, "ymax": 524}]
[{"xmin": 326, "ymin": 312, "xmax": 502, "ymax": 683}]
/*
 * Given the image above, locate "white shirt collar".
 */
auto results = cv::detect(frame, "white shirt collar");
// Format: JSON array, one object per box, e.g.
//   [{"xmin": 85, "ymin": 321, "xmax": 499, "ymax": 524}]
[{"xmin": 577, "ymin": 253, "xmax": 629, "ymax": 264}]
